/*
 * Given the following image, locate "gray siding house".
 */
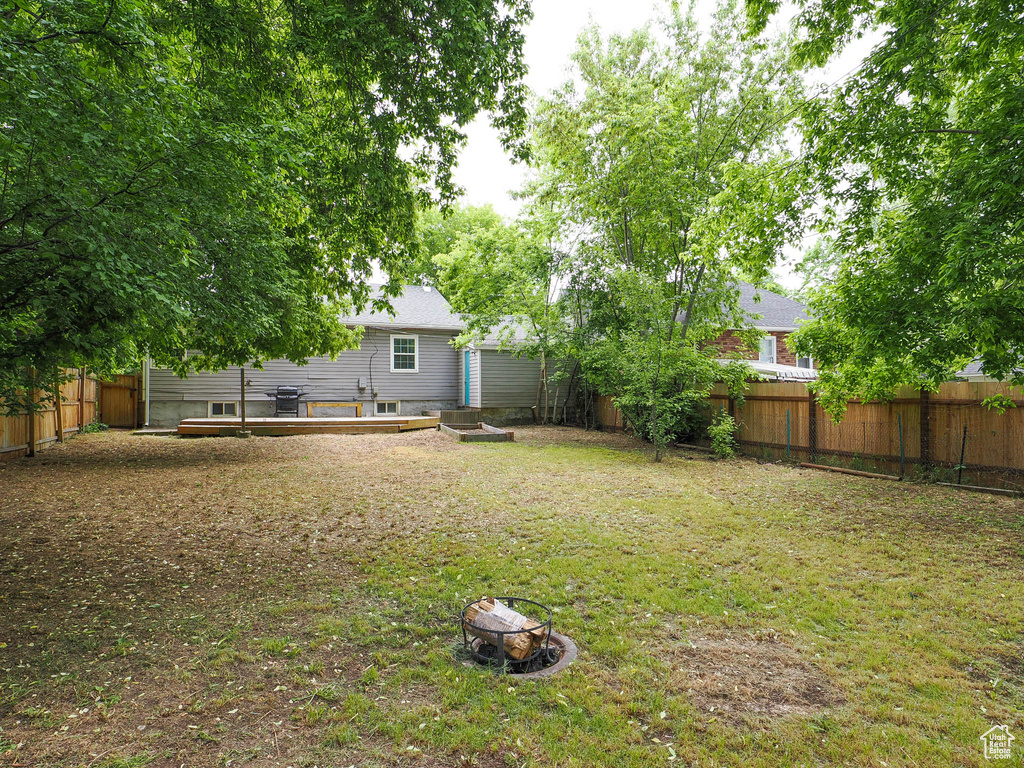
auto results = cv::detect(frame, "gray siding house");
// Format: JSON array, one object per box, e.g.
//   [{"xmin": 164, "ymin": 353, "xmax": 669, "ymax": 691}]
[
  {"xmin": 460, "ymin": 322, "xmax": 572, "ymax": 419},
  {"xmin": 148, "ymin": 286, "xmax": 554, "ymax": 427}
]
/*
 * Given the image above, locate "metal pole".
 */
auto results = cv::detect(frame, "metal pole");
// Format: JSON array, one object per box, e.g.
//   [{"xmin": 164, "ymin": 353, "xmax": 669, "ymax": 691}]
[
  {"xmin": 786, "ymin": 409, "xmax": 791, "ymax": 459},
  {"xmin": 958, "ymin": 423, "xmax": 968, "ymax": 484},
  {"xmin": 897, "ymin": 412, "xmax": 905, "ymax": 478}
]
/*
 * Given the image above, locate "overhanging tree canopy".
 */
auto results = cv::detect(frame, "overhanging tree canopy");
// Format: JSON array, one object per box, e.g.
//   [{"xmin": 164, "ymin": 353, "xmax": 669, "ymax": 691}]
[
  {"xmin": 747, "ymin": 0, "xmax": 1024, "ymax": 410},
  {"xmin": 0, "ymin": 0, "xmax": 531, "ymax": 395}
]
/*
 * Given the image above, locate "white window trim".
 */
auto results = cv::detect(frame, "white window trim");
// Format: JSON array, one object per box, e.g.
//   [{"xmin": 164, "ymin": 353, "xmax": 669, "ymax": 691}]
[
  {"xmin": 208, "ymin": 401, "xmax": 238, "ymax": 417},
  {"xmin": 390, "ymin": 334, "xmax": 419, "ymax": 373},
  {"xmin": 758, "ymin": 336, "xmax": 777, "ymax": 364},
  {"xmin": 375, "ymin": 400, "xmax": 400, "ymax": 416},
  {"xmin": 797, "ymin": 355, "xmax": 814, "ymax": 369}
]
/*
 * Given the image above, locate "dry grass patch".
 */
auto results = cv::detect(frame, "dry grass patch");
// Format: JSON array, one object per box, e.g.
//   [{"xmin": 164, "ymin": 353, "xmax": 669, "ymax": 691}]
[{"xmin": 669, "ymin": 629, "xmax": 840, "ymax": 722}]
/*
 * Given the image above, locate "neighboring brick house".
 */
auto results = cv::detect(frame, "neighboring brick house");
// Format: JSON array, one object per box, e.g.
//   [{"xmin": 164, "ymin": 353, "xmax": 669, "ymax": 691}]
[{"xmin": 712, "ymin": 283, "xmax": 813, "ymax": 369}]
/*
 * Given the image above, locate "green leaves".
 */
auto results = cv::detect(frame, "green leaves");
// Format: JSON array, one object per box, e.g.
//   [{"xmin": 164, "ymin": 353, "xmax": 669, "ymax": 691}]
[
  {"xmin": 524, "ymin": 3, "xmax": 806, "ymax": 457},
  {"xmin": 766, "ymin": 0, "xmax": 1024, "ymax": 406},
  {"xmin": 1, "ymin": 0, "xmax": 531, "ymax": 381}
]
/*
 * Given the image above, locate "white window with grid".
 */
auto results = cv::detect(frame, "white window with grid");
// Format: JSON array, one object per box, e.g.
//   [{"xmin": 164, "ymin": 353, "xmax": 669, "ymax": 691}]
[
  {"xmin": 375, "ymin": 401, "xmax": 399, "ymax": 415},
  {"xmin": 758, "ymin": 336, "xmax": 777, "ymax": 364},
  {"xmin": 390, "ymin": 335, "xmax": 418, "ymax": 372},
  {"xmin": 208, "ymin": 401, "xmax": 238, "ymax": 417}
]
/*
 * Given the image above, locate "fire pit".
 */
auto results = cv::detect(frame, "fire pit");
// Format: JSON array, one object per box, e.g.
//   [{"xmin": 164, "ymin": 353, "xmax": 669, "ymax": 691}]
[{"xmin": 460, "ymin": 596, "xmax": 576, "ymax": 677}]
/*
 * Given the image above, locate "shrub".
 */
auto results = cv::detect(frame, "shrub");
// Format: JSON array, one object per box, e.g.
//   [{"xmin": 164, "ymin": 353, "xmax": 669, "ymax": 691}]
[{"xmin": 708, "ymin": 413, "xmax": 738, "ymax": 458}]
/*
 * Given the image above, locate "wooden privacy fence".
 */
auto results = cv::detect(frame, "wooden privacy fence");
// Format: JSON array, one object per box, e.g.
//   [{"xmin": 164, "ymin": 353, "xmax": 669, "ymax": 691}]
[
  {"xmin": 0, "ymin": 370, "xmax": 139, "ymax": 460},
  {"xmin": 596, "ymin": 382, "xmax": 1024, "ymax": 488}
]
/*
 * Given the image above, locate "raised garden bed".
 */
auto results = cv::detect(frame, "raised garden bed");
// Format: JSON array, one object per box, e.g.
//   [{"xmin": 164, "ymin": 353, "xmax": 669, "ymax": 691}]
[{"xmin": 439, "ymin": 422, "xmax": 515, "ymax": 443}]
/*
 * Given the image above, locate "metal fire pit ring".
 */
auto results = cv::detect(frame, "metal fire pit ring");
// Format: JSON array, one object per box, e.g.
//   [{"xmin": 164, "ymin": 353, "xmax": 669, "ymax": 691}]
[
  {"xmin": 461, "ymin": 596, "xmax": 553, "ymax": 671},
  {"xmin": 460, "ymin": 632, "xmax": 577, "ymax": 679}
]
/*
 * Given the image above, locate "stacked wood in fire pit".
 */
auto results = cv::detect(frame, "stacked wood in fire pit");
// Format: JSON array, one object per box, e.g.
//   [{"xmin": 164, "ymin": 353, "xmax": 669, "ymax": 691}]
[{"xmin": 463, "ymin": 597, "xmax": 549, "ymax": 660}]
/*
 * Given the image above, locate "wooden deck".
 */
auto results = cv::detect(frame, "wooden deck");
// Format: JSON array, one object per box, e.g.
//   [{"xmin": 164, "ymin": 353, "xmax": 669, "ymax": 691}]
[{"xmin": 176, "ymin": 415, "xmax": 440, "ymax": 437}]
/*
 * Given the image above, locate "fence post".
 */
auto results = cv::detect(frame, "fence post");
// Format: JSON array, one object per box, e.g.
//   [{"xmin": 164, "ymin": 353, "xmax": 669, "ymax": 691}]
[
  {"xmin": 958, "ymin": 423, "xmax": 968, "ymax": 485},
  {"xmin": 808, "ymin": 389, "xmax": 818, "ymax": 463},
  {"xmin": 786, "ymin": 409, "xmax": 791, "ymax": 459},
  {"xmin": 897, "ymin": 412, "xmax": 905, "ymax": 478},
  {"xmin": 919, "ymin": 388, "xmax": 931, "ymax": 471}
]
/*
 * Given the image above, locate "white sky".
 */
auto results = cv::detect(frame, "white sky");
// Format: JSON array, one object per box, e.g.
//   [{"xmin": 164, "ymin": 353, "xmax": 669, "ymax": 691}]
[{"xmin": 450, "ymin": 0, "xmax": 875, "ymax": 290}]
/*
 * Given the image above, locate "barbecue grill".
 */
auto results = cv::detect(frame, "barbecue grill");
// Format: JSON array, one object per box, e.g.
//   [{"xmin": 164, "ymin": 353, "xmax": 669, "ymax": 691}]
[{"xmin": 265, "ymin": 386, "xmax": 308, "ymax": 417}]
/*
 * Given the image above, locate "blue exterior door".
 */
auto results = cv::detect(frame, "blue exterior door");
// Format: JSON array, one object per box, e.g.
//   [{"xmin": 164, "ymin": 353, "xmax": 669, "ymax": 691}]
[{"xmin": 464, "ymin": 351, "xmax": 471, "ymax": 405}]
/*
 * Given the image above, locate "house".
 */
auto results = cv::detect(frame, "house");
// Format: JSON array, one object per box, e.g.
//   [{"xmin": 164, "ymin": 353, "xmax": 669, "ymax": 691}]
[
  {"xmin": 147, "ymin": 286, "xmax": 556, "ymax": 427},
  {"xmin": 461, "ymin": 324, "xmax": 570, "ymax": 421},
  {"xmin": 711, "ymin": 283, "xmax": 815, "ymax": 380}
]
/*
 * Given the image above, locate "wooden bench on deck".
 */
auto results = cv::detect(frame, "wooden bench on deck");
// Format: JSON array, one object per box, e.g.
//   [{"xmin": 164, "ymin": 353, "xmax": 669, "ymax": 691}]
[{"xmin": 305, "ymin": 401, "xmax": 363, "ymax": 418}]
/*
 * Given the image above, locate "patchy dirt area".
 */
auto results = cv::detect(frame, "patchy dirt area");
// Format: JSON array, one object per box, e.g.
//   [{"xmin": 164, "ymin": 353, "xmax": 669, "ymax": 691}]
[{"xmin": 670, "ymin": 630, "xmax": 839, "ymax": 722}]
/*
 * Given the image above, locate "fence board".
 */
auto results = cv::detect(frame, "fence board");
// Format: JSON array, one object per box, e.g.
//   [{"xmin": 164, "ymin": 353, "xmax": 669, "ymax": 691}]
[{"xmin": 0, "ymin": 369, "xmax": 102, "ymax": 460}]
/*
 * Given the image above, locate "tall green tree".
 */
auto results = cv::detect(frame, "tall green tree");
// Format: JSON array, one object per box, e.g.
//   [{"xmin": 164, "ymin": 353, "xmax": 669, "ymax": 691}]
[
  {"xmin": 433, "ymin": 209, "xmax": 569, "ymax": 422},
  {"xmin": 748, "ymin": 0, "xmax": 1024, "ymax": 408},
  {"xmin": 0, "ymin": 0, "xmax": 531, "ymax": 406},
  {"xmin": 530, "ymin": 3, "xmax": 806, "ymax": 457},
  {"xmin": 413, "ymin": 205, "xmax": 503, "ymax": 285}
]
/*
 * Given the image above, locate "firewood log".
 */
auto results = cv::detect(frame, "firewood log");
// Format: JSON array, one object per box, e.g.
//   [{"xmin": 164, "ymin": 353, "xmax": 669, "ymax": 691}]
[{"xmin": 463, "ymin": 597, "xmax": 549, "ymax": 660}]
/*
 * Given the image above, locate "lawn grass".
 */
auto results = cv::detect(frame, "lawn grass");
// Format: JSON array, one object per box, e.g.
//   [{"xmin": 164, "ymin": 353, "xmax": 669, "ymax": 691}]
[{"xmin": 0, "ymin": 427, "xmax": 1021, "ymax": 767}]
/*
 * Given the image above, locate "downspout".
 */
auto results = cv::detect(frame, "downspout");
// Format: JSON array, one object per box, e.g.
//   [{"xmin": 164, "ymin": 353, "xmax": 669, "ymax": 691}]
[{"xmin": 144, "ymin": 354, "xmax": 151, "ymax": 427}]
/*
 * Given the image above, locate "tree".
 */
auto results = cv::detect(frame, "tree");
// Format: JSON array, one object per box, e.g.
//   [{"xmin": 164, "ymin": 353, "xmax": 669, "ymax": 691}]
[
  {"xmin": 413, "ymin": 205, "xmax": 504, "ymax": 285},
  {"xmin": 0, "ymin": 0, "xmax": 531, "ymax": 408},
  {"xmin": 528, "ymin": 3, "xmax": 806, "ymax": 458},
  {"xmin": 747, "ymin": 0, "xmax": 1024, "ymax": 408},
  {"xmin": 432, "ymin": 209, "xmax": 569, "ymax": 423}
]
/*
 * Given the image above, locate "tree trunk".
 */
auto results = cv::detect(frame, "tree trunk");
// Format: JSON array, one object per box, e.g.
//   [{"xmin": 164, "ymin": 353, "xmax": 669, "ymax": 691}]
[
  {"xmin": 540, "ymin": 350, "xmax": 549, "ymax": 425},
  {"xmin": 238, "ymin": 365, "xmax": 249, "ymax": 437},
  {"xmin": 562, "ymin": 362, "xmax": 580, "ymax": 424},
  {"xmin": 78, "ymin": 367, "xmax": 86, "ymax": 432},
  {"xmin": 26, "ymin": 368, "xmax": 36, "ymax": 458},
  {"xmin": 54, "ymin": 375, "xmax": 64, "ymax": 442}
]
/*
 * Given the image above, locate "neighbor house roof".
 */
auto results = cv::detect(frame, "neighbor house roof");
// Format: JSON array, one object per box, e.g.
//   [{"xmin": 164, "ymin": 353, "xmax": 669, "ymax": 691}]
[
  {"xmin": 735, "ymin": 283, "xmax": 810, "ymax": 331},
  {"xmin": 956, "ymin": 359, "xmax": 988, "ymax": 380},
  {"xmin": 716, "ymin": 358, "xmax": 818, "ymax": 381},
  {"xmin": 954, "ymin": 359, "xmax": 1024, "ymax": 383},
  {"xmin": 340, "ymin": 285, "xmax": 465, "ymax": 331}
]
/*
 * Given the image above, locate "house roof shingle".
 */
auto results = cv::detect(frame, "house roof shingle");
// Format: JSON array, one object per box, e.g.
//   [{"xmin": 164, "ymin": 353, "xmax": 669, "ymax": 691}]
[
  {"xmin": 342, "ymin": 281, "xmax": 810, "ymax": 336},
  {"xmin": 340, "ymin": 285, "xmax": 465, "ymax": 331},
  {"xmin": 735, "ymin": 283, "xmax": 810, "ymax": 330}
]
